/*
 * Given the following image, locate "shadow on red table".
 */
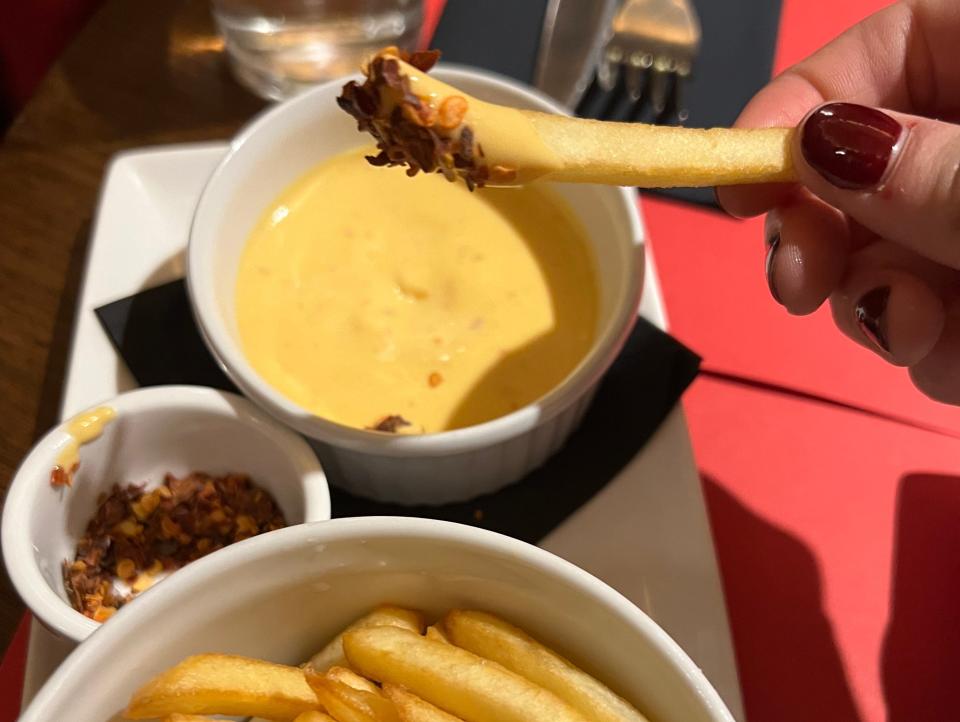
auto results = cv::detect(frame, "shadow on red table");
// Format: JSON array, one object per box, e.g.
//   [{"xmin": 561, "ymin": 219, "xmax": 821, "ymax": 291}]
[
  {"xmin": 702, "ymin": 475, "xmax": 861, "ymax": 722},
  {"xmin": 882, "ymin": 473, "xmax": 960, "ymax": 722}
]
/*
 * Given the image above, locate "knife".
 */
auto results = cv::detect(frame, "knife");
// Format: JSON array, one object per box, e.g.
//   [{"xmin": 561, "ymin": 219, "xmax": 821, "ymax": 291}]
[{"xmin": 534, "ymin": 0, "xmax": 620, "ymax": 109}]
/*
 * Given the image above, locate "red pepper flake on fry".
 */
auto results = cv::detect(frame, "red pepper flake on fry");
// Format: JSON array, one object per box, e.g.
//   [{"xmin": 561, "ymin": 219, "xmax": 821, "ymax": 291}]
[
  {"xmin": 63, "ymin": 471, "xmax": 286, "ymax": 621},
  {"xmin": 50, "ymin": 465, "xmax": 73, "ymax": 488},
  {"xmin": 428, "ymin": 372, "xmax": 443, "ymax": 388},
  {"xmin": 437, "ymin": 96, "xmax": 469, "ymax": 130},
  {"xmin": 337, "ymin": 48, "xmax": 496, "ymax": 190}
]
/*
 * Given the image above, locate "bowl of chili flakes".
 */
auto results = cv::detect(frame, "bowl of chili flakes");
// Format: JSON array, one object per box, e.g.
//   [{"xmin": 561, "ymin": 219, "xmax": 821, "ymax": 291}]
[{"xmin": 2, "ymin": 385, "xmax": 330, "ymax": 642}]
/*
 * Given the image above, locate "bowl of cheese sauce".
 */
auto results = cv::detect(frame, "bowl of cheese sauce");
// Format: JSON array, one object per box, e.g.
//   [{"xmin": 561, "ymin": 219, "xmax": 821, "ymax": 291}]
[{"xmin": 189, "ymin": 65, "xmax": 643, "ymax": 505}]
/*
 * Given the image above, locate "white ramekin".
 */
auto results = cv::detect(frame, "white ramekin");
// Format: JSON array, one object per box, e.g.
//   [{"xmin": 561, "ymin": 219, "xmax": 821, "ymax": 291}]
[
  {"xmin": 18, "ymin": 517, "xmax": 734, "ymax": 722},
  {"xmin": 188, "ymin": 65, "xmax": 643, "ymax": 505},
  {"xmin": 1, "ymin": 385, "xmax": 330, "ymax": 642}
]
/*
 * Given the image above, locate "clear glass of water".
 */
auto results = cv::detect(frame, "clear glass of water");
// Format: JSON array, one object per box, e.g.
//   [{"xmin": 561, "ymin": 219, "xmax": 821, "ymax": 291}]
[{"xmin": 212, "ymin": 0, "xmax": 425, "ymax": 101}]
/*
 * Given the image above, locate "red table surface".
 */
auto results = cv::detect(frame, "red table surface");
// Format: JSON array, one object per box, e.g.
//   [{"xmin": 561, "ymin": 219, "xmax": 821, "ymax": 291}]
[
  {"xmin": 5, "ymin": 1, "xmax": 954, "ymax": 721},
  {"xmin": 685, "ymin": 376, "xmax": 960, "ymax": 722}
]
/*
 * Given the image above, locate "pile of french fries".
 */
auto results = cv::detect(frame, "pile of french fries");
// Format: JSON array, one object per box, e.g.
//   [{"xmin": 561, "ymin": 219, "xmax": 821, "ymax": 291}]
[{"xmin": 124, "ymin": 605, "xmax": 650, "ymax": 722}]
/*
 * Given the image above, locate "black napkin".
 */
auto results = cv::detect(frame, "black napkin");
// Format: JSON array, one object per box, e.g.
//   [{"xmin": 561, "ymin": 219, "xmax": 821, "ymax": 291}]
[
  {"xmin": 95, "ymin": 280, "xmax": 238, "ymax": 392},
  {"xmin": 431, "ymin": 0, "xmax": 783, "ymax": 207},
  {"xmin": 96, "ymin": 279, "xmax": 699, "ymax": 543}
]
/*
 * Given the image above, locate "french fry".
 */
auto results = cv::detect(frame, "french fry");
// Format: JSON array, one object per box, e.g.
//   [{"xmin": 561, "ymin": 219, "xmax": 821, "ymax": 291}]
[
  {"xmin": 125, "ymin": 653, "xmax": 319, "ymax": 720},
  {"xmin": 305, "ymin": 671, "xmax": 400, "ymax": 722},
  {"xmin": 530, "ymin": 115, "xmax": 795, "ymax": 187},
  {"xmin": 326, "ymin": 666, "xmax": 383, "ymax": 695},
  {"xmin": 340, "ymin": 49, "xmax": 795, "ymax": 190},
  {"xmin": 307, "ymin": 606, "xmax": 426, "ymax": 673},
  {"xmin": 294, "ymin": 712, "xmax": 338, "ymax": 722},
  {"xmin": 162, "ymin": 716, "xmax": 216, "ymax": 722},
  {"xmin": 444, "ymin": 611, "xmax": 649, "ymax": 722},
  {"xmin": 343, "ymin": 626, "xmax": 589, "ymax": 722},
  {"xmin": 382, "ymin": 684, "xmax": 464, "ymax": 722},
  {"xmin": 424, "ymin": 623, "xmax": 450, "ymax": 645}
]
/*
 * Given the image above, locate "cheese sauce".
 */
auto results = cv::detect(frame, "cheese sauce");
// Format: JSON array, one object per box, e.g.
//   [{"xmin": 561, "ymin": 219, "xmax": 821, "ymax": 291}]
[
  {"xmin": 235, "ymin": 147, "xmax": 598, "ymax": 433},
  {"xmin": 56, "ymin": 405, "xmax": 117, "ymax": 472}
]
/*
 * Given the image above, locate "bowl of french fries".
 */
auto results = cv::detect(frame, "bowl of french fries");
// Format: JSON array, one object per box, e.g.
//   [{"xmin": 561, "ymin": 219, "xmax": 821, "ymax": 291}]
[{"xmin": 18, "ymin": 517, "xmax": 735, "ymax": 722}]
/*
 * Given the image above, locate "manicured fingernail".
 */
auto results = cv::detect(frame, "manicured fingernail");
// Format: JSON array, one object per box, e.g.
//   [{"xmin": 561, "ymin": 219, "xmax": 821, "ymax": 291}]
[
  {"xmin": 855, "ymin": 286, "xmax": 891, "ymax": 352},
  {"xmin": 801, "ymin": 103, "xmax": 904, "ymax": 190},
  {"xmin": 765, "ymin": 232, "xmax": 783, "ymax": 305}
]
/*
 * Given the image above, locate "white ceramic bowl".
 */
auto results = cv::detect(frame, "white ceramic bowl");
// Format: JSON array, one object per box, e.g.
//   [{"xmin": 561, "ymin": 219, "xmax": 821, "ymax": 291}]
[
  {"xmin": 1, "ymin": 385, "xmax": 330, "ymax": 643},
  {"xmin": 188, "ymin": 65, "xmax": 643, "ymax": 506},
  {"xmin": 18, "ymin": 517, "xmax": 734, "ymax": 722}
]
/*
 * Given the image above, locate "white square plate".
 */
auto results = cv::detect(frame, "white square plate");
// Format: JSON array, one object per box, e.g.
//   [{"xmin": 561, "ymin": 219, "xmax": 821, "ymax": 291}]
[{"xmin": 22, "ymin": 144, "xmax": 744, "ymax": 721}]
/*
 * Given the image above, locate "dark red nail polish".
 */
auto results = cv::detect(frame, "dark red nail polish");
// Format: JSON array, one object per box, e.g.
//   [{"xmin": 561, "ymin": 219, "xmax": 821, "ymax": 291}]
[
  {"xmin": 855, "ymin": 286, "xmax": 891, "ymax": 352},
  {"xmin": 765, "ymin": 232, "xmax": 783, "ymax": 305},
  {"xmin": 801, "ymin": 103, "xmax": 903, "ymax": 190}
]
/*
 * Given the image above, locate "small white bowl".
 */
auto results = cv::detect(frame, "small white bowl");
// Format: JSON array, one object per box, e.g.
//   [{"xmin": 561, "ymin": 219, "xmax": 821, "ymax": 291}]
[
  {"xmin": 188, "ymin": 65, "xmax": 643, "ymax": 505},
  {"xmin": 1, "ymin": 385, "xmax": 330, "ymax": 643},
  {"xmin": 18, "ymin": 517, "xmax": 734, "ymax": 722}
]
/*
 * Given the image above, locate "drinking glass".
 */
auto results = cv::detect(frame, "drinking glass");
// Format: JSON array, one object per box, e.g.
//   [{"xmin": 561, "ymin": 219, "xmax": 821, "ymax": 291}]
[{"xmin": 211, "ymin": 0, "xmax": 425, "ymax": 101}]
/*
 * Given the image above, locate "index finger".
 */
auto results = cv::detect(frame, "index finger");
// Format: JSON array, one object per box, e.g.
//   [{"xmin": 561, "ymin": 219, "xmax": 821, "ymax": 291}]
[{"xmin": 717, "ymin": 0, "xmax": 947, "ymax": 217}]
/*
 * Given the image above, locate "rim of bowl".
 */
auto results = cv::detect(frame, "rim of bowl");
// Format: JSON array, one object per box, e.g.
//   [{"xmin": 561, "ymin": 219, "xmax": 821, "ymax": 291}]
[
  {"xmin": 1, "ymin": 385, "xmax": 331, "ymax": 642},
  {"xmin": 18, "ymin": 517, "xmax": 734, "ymax": 722},
  {"xmin": 187, "ymin": 63, "xmax": 644, "ymax": 457}
]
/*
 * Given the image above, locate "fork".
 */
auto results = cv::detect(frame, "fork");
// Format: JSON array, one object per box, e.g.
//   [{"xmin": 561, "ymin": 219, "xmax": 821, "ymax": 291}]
[{"xmin": 577, "ymin": 0, "xmax": 702, "ymax": 123}]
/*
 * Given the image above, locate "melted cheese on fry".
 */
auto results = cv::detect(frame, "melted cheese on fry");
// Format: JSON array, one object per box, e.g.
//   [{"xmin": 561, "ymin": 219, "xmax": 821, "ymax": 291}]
[{"xmin": 235, "ymin": 147, "xmax": 598, "ymax": 433}]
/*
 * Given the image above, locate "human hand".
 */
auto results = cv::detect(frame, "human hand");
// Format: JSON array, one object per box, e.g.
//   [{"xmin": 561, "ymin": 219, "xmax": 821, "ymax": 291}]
[{"xmin": 717, "ymin": 0, "xmax": 960, "ymax": 403}]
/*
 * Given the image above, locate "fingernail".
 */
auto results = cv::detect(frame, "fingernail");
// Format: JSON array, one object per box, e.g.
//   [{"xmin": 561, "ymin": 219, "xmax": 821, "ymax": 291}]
[
  {"xmin": 765, "ymin": 232, "xmax": 783, "ymax": 305},
  {"xmin": 855, "ymin": 286, "xmax": 891, "ymax": 352},
  {"xmin": 801, "ymin": 102, "xmax": 904, "ymax": 190}
]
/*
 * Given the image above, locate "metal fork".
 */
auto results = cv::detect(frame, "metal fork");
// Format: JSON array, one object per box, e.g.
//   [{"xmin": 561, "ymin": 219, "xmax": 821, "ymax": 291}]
[{"xmin": 577, "ymin": 0, "xmax": 701, "ymax": 123}]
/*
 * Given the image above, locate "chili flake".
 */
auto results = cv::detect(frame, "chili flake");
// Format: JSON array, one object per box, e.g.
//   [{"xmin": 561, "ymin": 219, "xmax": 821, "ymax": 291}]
[
  {"xmin": 50, "ymin": 465, "xmax": 75, "ymax": 488},
  {"xmin": 337, "ymin": 48, "xmax": 502, "ymax": 190},
  {"xmin": 63, "ymin": 471, "xmax": 286, "ymax": 621},
  {"xmin": 368, "ymin": 415, "xmax": 412, "ymax": 433}
]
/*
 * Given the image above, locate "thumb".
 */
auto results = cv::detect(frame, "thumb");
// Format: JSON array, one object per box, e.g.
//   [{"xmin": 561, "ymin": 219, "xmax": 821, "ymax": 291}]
[{"xmin": 795, "ymin": 102, "xmax": 960, "ymax": 268}]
